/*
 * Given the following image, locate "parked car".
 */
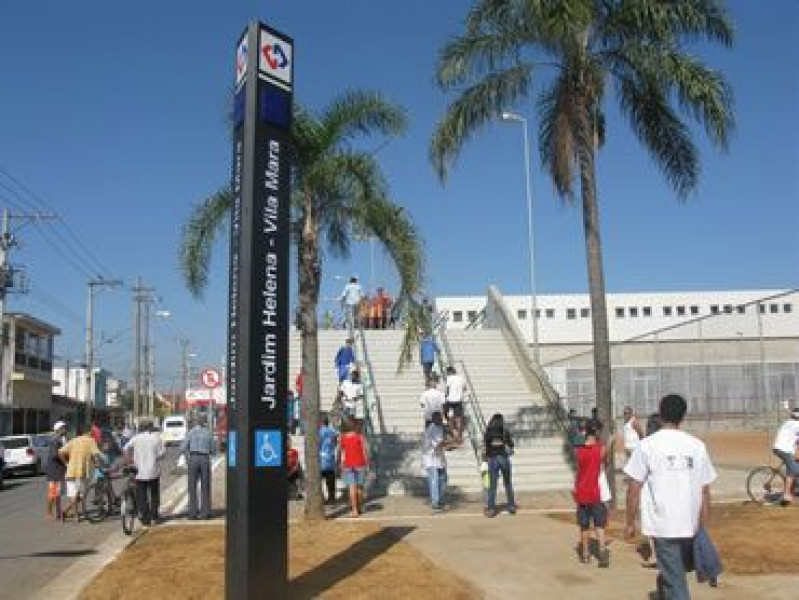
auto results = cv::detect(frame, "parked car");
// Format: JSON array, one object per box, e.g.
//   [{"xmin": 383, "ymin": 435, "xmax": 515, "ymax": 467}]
[
  {"xmin": 161, "ymin": 416, "xmax": 188, "ymax": 446},
  {"xmin": 0, "ymin": 434, "xmax": 51, "ymax": 476}
]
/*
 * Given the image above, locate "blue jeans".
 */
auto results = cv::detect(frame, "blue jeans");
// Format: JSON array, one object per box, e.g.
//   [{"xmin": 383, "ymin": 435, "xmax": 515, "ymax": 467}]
[
  {"xmin": 487, "ymin": 455, "xmax": 516, "ymax": 511},
  {"xmin": 426, "ymin": 467, "xmax": 447, "ymax": 508},
  {"xmin": 654, "ymin": 537, "xmax": 693, "ymax": 600}
]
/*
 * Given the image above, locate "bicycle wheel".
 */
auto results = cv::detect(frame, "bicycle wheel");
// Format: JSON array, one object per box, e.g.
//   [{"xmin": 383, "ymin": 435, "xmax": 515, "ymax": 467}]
[
  {"xmin": 82, "ymin": 481, "xmax": 110, "ymax": 523},
  {"xmin": 746, "ymin": 466, "xmax": 785, "ymax": 504},
  {"xmin": 120, "ymin": 488, "xmax": 136, "ymax": 535}
]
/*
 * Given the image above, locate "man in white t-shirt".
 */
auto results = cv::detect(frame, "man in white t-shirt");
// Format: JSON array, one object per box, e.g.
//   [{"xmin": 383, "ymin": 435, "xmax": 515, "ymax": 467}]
[
  {"xmin": 339, "ymin": 276, "xmax": 363, "ymax": 333},
  {"xmin": 772, "ymin": 408, "xmax": 799, "ymax": 505},
  {"xmin": 338, "ymin": 369, "xmax": 364, "ymax": 418},
  {"xmin": 422, "ymin": 411, "xmax": 447, "ymax": 512},
  {"xmin": 420, "ymin": 374, "xmax": 445, "ymax": 431},
  {"xmin": 444, "ymin": 366, "xmax": 467, "ymax": 443},
  {"xmin": 624, "ymin": 394, "xmax": 716, "ymax": 600}
]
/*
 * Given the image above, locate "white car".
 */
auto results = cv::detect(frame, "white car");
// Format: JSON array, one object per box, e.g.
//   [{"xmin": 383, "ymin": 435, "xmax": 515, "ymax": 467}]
[
  {"xmin": 0, "ymin": 434, "xmax": 51, "ymax": 476},
  {"xmin": 161, "ymin": 416, "xmax": 188, "ymax": 446}
]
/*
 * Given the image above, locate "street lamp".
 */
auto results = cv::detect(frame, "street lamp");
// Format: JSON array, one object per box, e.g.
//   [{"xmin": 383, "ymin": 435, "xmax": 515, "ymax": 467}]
[{"xmin": 501, "ymin": 111, "xmax": 540, "ymax": 363}]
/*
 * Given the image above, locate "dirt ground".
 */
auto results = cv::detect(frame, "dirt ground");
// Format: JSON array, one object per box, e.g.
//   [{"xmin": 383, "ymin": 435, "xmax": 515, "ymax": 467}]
[
  {"xmin": 697, "ymin": 430, "xmax": 774, "ymax": 468},
  {"xmin": 79, "ymin": 522, "xmax": 480, "ymax": 600},
  {"xmin": 612, "ymin": 430, "xmax": 774, "ymax": 468},
  {"xmin": 550, "ymin": 502, "xmax": 799, "ymax": 575}
]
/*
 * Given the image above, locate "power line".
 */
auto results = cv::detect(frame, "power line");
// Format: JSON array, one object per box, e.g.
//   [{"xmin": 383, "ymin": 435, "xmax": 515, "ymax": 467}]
[{"xmin": 0, "ymin": 167, "xmax": 115, "ymax": 278}]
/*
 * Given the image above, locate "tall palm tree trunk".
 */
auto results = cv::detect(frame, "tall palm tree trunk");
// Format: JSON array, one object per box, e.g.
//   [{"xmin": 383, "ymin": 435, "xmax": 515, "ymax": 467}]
[
  {"xmin": 578, "ymin": 139, "xmax": 616, "ymax": 505},
  {"xmin": 298, "ymin": 199, "xmax": 325, "ymax": 520}
]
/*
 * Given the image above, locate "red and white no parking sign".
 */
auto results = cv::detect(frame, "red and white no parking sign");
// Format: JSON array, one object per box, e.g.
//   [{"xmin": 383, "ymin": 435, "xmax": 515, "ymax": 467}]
[{"xmin": 200, "ymin": 367, "xmax": 223, "ymax": 389}]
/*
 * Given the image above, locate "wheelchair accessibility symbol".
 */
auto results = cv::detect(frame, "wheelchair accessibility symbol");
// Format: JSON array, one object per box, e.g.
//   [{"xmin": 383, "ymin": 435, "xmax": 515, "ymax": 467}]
[{"xmin": 254, "ymin": 430, "xmax": 282, "ymax": 468}]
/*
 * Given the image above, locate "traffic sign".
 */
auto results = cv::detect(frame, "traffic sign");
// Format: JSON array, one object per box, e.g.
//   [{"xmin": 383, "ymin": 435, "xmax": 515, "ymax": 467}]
[{"xmin": 200, "ymin": 367, "xmax": 223, "ymax": 389}]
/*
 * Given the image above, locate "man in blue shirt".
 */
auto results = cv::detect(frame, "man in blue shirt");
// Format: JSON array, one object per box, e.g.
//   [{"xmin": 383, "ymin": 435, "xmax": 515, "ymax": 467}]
[
  {"xmin": 420, "ymin": 334, "xmax": 439, "ymax": 381},
  {"xmin": 334, "ymin": 338, "xmax": 356, "ymax": 382},
  {"xmin": 319, "ymin": 416, "xmax": 338, "ymax": 504}
]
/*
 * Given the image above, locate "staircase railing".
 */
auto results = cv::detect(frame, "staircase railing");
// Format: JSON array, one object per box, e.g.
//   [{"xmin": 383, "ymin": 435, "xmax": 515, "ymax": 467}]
[
  {"xmin": 483, "ymin": 285, "xmax": 570, "ymax": 437},
  {"xmin": 465, "ymin": 308, "xmax": 487, "ymax": 330},
  {"xmin": 432, "ymin": 316, "xmax": 487, "ymax": 467},
  {"xmin": 353, "ymin": 325, "xmax": 382, "ymax": 478}
]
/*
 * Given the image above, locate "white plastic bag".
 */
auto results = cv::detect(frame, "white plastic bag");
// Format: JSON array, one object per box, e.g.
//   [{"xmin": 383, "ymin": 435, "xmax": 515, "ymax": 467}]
[
  {"xmin": 176, "ymin": 453, "xmax": 187, "ymax": 469},
  {"xmin": 598, "ymin": 468, "xmax": 611, "ymax": 502}
]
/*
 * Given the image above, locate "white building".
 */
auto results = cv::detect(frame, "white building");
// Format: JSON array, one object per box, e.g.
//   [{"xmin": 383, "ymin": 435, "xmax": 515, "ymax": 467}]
[{"xmin": 436, "ymin": 288, "xmax": 799, "ymax": 418}]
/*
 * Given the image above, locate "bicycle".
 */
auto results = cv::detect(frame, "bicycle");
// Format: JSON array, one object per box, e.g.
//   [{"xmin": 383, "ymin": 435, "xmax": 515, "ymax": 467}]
[
  {"xmin": 746, "ymin": 463, "xmax": 797, "ymax": 504},
  {"xmin": 82, "ymin": 467, "xmax": 121, "ymax": 523},
  {"xmin": 119, "ymin": 465, "xmax": 139, "ymax": 535}
]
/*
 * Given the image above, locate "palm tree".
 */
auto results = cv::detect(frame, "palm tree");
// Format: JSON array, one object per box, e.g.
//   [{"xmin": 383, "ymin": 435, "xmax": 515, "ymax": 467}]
[
  {"xmin": 431, "ymin": 0, "xmax": 734, "ymax": 497},
  {"xmin": 180, "ymin": 90, "xmax": 424, "ymax": 520}
]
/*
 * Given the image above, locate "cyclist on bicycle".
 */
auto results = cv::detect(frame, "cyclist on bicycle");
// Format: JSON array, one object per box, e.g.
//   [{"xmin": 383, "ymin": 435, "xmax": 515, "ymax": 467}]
[{"xmin": 772, "ymin": 408, "xmax": 799, "ymax": 506}]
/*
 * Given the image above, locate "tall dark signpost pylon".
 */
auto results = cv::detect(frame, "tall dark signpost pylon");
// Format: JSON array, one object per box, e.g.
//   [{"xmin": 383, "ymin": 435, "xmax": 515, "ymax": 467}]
[{"xmin": 226, "ymin": 21, "xmax": 293, "ymax": 599}]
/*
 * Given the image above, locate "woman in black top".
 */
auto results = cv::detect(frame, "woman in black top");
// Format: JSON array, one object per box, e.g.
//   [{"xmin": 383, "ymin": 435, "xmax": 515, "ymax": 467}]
[{"xmin": 483, "ymin": 413, "xmax": 517, "ymax": 517}]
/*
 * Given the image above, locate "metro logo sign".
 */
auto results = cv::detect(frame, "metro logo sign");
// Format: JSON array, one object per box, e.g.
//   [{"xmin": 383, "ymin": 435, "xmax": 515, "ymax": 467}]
[
  {"xmin": 235, "ymin": 36, "xmax": 248, "ymax": 88},
  {"xmin": 259, "ymin": 30, "xmax": 292, "ymax": 90}
]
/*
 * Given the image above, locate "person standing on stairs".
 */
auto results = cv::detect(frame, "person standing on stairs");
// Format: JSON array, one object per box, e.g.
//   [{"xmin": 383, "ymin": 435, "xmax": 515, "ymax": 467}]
[
  {"xmin": 419, "ymin": 333, "xmax": 439, "ymax": 381},
  {"xmin": 422, "ymin": 411, "xmax": 448, "ymax": 513},
  {"xmin": 420, "ymin": 374, "xmax": 445, "ymax": 431},
  {"xmin": 334, "ymin": 337, "xmax": 356, "ymax": 383},
  {"xmin": 444, "ymin": 365, "xmax": 466, "ymax": 444},
  {"xmin": 339, "ymin": 275, "xmax": 363, "ymax": 334}
]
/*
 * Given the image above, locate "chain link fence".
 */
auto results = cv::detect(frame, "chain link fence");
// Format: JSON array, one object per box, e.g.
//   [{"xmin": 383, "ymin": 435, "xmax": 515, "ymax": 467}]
[{"xmin": 542, "ymin": 290, "xmax": 799, "ymax": 431}]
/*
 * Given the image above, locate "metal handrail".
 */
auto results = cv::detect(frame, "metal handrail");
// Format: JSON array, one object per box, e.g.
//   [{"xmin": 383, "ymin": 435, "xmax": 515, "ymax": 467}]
[
  {"xmin": 432, "ymin": 316, "xmax": 486, "ymax": 466},
  {"xmin": 352, "ymin": 325, "xmax": 381, "ymax": 477}
]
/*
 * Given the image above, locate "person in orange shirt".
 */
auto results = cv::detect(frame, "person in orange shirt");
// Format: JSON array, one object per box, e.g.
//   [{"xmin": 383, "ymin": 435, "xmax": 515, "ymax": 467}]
[{"xmin": 370, "ymin": 294, "xmax": 381, "ymax": 329}]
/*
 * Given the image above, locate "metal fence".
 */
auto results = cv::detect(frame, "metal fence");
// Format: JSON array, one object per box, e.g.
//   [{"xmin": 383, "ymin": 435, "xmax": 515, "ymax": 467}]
[{"xmin": 542, "ymin": 290, "xmax": 799, "ymax": 431}]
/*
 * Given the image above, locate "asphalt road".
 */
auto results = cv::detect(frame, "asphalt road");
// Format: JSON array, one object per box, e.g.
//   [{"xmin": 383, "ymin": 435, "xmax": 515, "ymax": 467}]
[{"xmin": 0, "ymin": 447, "xmax": 183, "ymax": 598}]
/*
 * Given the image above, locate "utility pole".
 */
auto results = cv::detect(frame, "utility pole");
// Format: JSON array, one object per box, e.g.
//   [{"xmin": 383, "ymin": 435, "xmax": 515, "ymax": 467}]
[
  {"xmin": 179, "ymin": 337, "xmax": 190, "ymax": 411},
  {"xmin": 84, "ymin": 277, "xmax": 122, "ymax": 429},
  {"xmin": 0, "ymin": 208, "xmax": 56, "ymax": 408},
  {"xmin": 131, "ymin": 279, "xmax": 156, "ymax": 424}
]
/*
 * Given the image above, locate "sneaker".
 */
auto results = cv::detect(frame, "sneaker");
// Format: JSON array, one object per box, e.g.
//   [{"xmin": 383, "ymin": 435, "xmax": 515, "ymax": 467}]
[
  {"xmin": 579, "ymin": 553, "xmax": 590, "ymax": 564},
  {"xmin": 598, "ymin": 549, "xmax": 610, "ymax": 568},
  {"xmin": 484, "ymin": 508, "xmax": 496, "ymax": 518},
  {"xmin": 507, "ymin": 505, "xmax": 517, "ymax": 515}
]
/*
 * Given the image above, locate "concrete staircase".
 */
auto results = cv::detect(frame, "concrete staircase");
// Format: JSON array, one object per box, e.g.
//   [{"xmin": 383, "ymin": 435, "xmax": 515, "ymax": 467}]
[
  {"xmin": 360, "ymin": 330, "xmax": 483, "ymax": 497},
  {"xmin": 444, "ymin": 329, "xmax": 573, "ymax": 492}
]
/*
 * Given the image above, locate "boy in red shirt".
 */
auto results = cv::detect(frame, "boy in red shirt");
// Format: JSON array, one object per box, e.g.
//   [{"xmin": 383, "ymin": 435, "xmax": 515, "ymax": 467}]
[{"xmin": 574, "ymin": 425, "xmax": 610, "ymax": 567}]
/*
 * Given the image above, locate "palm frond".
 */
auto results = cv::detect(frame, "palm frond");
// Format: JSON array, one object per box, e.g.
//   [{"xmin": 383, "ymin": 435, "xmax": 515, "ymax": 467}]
[
  {"xmin": 430, "ymin": 63, "xmax": 533, "ymax": 181},
  {"xmin": 178, "ymin": 186, "xmax": 234, "ymax": 298},
  {"xmin": 618, "ymin": 76, "xmax": 698, "ymax": 198},
  {"xmin": 320, "ymin": 90, "xmax": 407, "ymax": 151},
  {"xmin": 436, "ymin": 30, "xmax": 526, "ymax": 90},
  {"xmin": 537, "ymin": 74, "xmax": 580, "ymax": 200}
]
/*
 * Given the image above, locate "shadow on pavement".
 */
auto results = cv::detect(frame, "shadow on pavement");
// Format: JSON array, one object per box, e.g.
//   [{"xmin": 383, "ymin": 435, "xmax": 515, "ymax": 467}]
[
  {"xmin": 0, "ymin": 548, "xmax": 98, "ymax": 560},
  {"xmin": 290, "ymin": 525, "xmax": 415, "ymax": 598}
]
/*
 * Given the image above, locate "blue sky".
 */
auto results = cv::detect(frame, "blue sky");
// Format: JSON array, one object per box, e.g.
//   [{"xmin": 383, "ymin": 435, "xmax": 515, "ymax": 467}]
[{"xmin": 0, "ymin": 1, "xmax": 796, "ymax": 387}]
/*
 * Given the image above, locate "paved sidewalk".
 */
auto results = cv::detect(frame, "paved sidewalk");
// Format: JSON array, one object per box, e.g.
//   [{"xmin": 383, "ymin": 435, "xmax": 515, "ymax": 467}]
[{"xmin": 206, "ymin": 463, "xmax": 797, "ymax": 599}]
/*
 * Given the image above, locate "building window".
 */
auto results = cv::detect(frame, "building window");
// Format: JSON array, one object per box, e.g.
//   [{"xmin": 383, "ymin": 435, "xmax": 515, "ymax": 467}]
[
  {"xmin": 663, "ymin": 306, "xmax": 673, "ymax": 317},
  {"xmin": 759, "ymin": 304, "xmax": 766, "ymax": 314},
  {"xmin": 453, "ymin": 311, "xmax": 463, "ymax": 323},
  {"xmin": 629, "ymin": 307, "xmax": 638, "ymax": 318},
  {"xmin": 643, "ymin": 306, "xmax": 652, "ymax": 317},
  {"xmin": 723, "ymin": 305, "xmax": 733, "ymax": 314},
  {"xmin": 736, "ymin": 305, "xmax": 745, "ymax": 314},
  {"xmin": 567, "ymin": 308, "xmax": 576, "ymax": 320},
  {"xmin": 580, "ymin": 308, "xmax": 590, "ymax": 318},
  {"xmin": 616, "ymin": 307, "xmax": 625, "ymax": 318},
  {"xmin": 467, "ymin": 310, "xmax": 477, "ymax": 322},
  {"xmin": 535, "ymin": 309, "xmax": 541, "ymax": 319},
  {"xmin": 770, "ymin": 303, "xmax": 779, "ymax": 314},
  {"xmin": 545, "ymin": 309, "xmax": 555, "ymax": 319},
  {"xmin": 676, "ymin": 306, "xmax": 686, "ymax": 316},
  {"xmin": 690, "ymin": 306, "xmax": 699, "ymax": 315},
  {"xmin": 784, "ymin": 303, "xmax": 793, "ymax": 313},
  {"xmin": 711, "ymin": 305, "xmax": 720, "ymax": 315},
  {"xmin": 517, "ymin": 309, "xmax": 527, "ymax": 320}
]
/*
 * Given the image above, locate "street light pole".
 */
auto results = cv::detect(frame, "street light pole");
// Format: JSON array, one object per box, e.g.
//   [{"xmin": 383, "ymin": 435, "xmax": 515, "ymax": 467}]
[{"xmin": 502, "ymin": 112, "xmax": 539, "ymax": 364}]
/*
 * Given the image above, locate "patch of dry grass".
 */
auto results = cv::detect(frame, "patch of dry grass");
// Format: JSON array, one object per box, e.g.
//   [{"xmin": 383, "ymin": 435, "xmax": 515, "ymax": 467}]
[{"xmin": 80, "ymin": 522, "xmax": 481, "ymax": 600}]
